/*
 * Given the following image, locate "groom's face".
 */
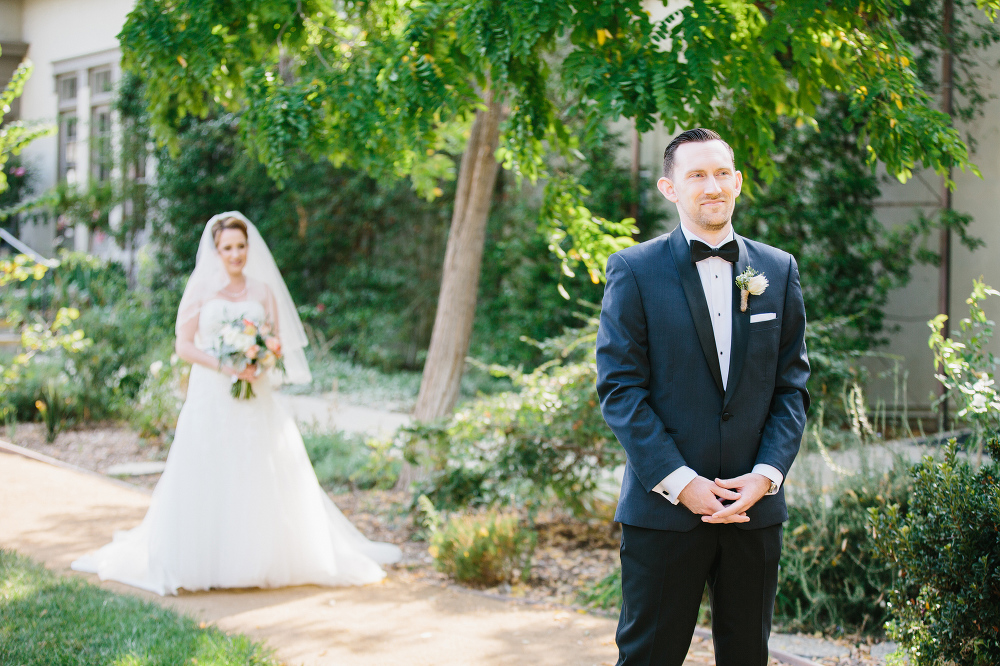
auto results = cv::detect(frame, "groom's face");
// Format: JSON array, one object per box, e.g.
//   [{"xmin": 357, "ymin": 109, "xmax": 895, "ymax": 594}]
[{"xmin": 657, "ymin": 140, "xmax": 742, "ymax": 236}]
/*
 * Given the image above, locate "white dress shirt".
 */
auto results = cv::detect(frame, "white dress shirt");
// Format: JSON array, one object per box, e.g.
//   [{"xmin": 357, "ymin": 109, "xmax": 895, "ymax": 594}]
[{"xmin": 653, "ymin": 223, "xmax": 783, "ymax": 504}]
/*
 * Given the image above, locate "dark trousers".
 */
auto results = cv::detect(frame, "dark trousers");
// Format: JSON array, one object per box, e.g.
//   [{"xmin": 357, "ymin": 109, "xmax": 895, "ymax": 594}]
[{"xmin": 615, "ymin": 522, "xmax": 782, "ymax": 666}]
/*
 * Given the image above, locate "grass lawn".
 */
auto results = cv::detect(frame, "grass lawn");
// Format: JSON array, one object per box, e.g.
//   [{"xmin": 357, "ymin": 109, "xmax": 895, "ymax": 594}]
[{"xmin": 0, "ymin": 549, "xmax": 280, "ymax": 666}]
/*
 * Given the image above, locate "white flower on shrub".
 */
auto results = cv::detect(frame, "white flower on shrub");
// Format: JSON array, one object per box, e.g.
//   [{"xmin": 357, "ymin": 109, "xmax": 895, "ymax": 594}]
[
  {"xmin": 957, "ymin": 373, "xmax": 1000, "ymax": 416},
  {"xmin": 150, "ymin": 360, "xmax": 164, "ymax": 377}
]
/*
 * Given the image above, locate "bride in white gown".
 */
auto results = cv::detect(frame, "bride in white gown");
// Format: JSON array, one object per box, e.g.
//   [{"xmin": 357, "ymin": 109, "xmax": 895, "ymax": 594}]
[{"xmin": 72, "ymin": 212, "xmax": 401, "ymax": 595}]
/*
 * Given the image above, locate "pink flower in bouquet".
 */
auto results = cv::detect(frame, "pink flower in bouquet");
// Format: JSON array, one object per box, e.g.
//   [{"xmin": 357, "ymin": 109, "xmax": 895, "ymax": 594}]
[
  {"xmin": 265, "ymin": 336, "xmax": 282, "ymax": 355},
  {"xmin": 245, "ymin": 344, "xmax": 261, "ymax": 360},
  {"xmin": 242, "ymin": 318, "xmax": 257, "ymax": 336}
]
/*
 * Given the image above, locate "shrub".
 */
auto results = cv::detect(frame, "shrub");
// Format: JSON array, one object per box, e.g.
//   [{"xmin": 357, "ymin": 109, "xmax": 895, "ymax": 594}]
[
  {"xmin": 868, "ymin": 280, "xmax": 1000, "ymax": 664},
  {"xmin": 130, "ymin": 352, "xmax": 189, "ymax": 446},
  {"xmin": 776, "ymin": 460, "xmax": 913, "ymax": 635},
  {"xmin": 871, "ymin": 439, "xmax": 1000, "ymax": 666},
  {"xmin": 421, "ymin": 499, "xmax": 535, "ymax": 587},
  {"xmin": 3, "ymin": 252, "xmax": 168, "ymax": 427},
  {"xmin": 411, "ymin": 325, "xmax": 622, "ymax": 517},
  {"xmin": 303, "ymin": 429, "xmax": 400, "ymax": 491}
]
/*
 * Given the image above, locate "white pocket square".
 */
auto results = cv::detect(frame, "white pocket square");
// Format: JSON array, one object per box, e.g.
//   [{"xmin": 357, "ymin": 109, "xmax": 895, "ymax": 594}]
[{"xmin": 750, "ymin": 313, "xmax": 776, "ymax": 323}]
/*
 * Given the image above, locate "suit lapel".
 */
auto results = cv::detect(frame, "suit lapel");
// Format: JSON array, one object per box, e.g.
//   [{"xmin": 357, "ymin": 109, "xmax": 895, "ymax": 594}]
[
  {"xmin": 724, "ymin": 235, "xmax": 750, "ymax": 407},
  {"xmin": 668, "ymin": 230, "xmax": 724, "ymax": 395}
]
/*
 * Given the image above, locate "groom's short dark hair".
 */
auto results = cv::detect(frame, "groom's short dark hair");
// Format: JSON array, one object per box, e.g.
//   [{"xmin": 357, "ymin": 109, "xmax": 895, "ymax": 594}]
[{"xmin": 662, "ymin": 128, "xmax": 735, "ymax": 178}]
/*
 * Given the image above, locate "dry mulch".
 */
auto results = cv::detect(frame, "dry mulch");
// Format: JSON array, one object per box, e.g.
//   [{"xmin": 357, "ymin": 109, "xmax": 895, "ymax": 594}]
[{"xmin": 3, "ymin": 422, "xmax": 883, "ymax": 665}]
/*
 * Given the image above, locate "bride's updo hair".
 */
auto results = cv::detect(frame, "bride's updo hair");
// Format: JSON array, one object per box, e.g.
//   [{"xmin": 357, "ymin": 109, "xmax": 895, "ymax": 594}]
[{"xmin": 212, "ymin": 216, "xmax": 248, "ymax": 246}]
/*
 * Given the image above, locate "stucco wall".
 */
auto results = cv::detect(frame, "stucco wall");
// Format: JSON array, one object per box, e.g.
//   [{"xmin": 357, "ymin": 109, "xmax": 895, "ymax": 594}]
[
  {"xmin": 15, "ymin": 0, "xmax": 134, "ymax": 251},
  {"xmin": 873, "ymin": 40, "xmax": 1000, "ymax": 413}
]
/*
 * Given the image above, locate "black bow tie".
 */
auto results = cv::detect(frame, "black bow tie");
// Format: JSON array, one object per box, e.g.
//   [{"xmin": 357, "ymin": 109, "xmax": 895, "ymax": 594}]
[{"xmin": 690, "ymin": 239, "xmax": 739, "ymax": 264}]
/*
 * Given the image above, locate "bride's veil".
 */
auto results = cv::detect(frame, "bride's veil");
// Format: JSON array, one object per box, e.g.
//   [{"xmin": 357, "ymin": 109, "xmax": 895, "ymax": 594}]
[{"xmin": 175, "ymin": 211, "xmax": 312, "ymax": 385}]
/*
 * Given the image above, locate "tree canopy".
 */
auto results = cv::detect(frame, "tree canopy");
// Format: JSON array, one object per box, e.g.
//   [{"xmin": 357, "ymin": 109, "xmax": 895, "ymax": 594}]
[{"xmin": 122, "ymin": 0, "xmax": 994, "ymax": 276}]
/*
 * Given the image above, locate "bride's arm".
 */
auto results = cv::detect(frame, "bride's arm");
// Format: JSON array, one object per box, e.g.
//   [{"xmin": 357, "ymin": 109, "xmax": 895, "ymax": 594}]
[{"xmin": 175, "ymin": 314, "xmax": 249, "ymax": 378}]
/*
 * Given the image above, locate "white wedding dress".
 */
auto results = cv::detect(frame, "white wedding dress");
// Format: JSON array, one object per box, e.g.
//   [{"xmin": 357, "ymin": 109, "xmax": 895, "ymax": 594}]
[{"xmin": 72, "ymin": 298, "xmax": 401, "ymax": 595}]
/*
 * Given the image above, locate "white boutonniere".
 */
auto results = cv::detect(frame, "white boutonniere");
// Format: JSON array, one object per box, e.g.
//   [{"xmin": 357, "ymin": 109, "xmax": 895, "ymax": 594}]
[{"xmin": 735, "ymin": 266, "xmax": 768, "ymax": 312}]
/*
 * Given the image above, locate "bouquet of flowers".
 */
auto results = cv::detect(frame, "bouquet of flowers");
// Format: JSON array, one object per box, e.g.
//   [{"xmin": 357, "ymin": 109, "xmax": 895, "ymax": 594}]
[{"xmin": 216, "ymin": 317, "xmax": 284, "ymax": 399}]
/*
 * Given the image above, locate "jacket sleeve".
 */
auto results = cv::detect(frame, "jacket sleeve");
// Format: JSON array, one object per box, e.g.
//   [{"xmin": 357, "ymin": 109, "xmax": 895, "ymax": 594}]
[
  {"xmin": 755, "ymin": 255, "xmax": 810, "ymax": 477},
  {"xmin": 596, "ymin": 253, "xmax": 688, "ymax": 492}
]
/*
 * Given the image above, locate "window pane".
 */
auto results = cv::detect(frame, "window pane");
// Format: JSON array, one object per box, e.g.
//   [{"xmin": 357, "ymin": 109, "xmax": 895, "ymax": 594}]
[
  {"xmin": 89, "ymin": 68, "xmax": 113, "ymax": 95},
  {"xmin": 59, "ymin": 111, "xmax": 78, "ymax": 183},
  {"xmin": 90, "ymin": 106, "xmax": 113, "ymax": 182},
  {"xmin": 58, "ymin": 76, "xmax": 77, "ymax": 103}
]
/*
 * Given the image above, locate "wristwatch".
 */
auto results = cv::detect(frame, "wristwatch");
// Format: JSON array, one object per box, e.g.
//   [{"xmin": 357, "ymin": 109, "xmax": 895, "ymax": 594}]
[{"xmin": 765, "ymin": 479, "xmax": 780, "ymax": 495}]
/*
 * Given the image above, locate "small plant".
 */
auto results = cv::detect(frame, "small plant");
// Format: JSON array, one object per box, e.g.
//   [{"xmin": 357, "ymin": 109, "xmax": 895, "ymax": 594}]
[
  {"xmin": 349, "ymin": 436, "xmax": 401, "ymax": 490},
  {"xmin": 303, "ymin": 429, "xmax": 400, "ymax": 491},
  {"xmin": 928, "ymin": 279, "xmax": 999, "ymax": 459},
  {"xmin": 420, "ymin": 498, "xmax": 535, "ymax": 588},
  {"xmin": 869, "ymin": 281, "xmax": 1000, "ymax": 664},
  {"xmin": 35, "ymin": 378, "xmax": 71, "ymax": 443},
  {"xmin": 130, "ymin": 353, "xmax": 189, "ymax": 446}
]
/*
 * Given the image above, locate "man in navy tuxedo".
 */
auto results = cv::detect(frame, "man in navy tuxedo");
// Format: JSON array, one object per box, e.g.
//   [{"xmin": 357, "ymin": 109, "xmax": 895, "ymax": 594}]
[{"xmin": 596, "ymin": 128, "xmax": 810, "ymax": 666}]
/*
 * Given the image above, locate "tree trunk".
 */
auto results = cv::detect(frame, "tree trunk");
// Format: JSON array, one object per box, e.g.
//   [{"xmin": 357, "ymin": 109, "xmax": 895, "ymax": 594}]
[{"xmin": 412, "ymin": 89, "xmax": 503, "ymax": 421}]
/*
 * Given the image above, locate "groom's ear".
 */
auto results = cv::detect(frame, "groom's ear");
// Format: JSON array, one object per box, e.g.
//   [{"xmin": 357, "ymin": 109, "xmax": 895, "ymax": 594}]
[{"xmin": 657, "ymin": 176, "xmax": 678, "ymax": 203}]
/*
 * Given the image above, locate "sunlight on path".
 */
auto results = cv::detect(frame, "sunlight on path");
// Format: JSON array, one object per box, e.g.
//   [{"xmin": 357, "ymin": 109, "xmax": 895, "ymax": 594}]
[{"xmin": 276, "ymin": 393, "xmax": 410, "ymax": 438}]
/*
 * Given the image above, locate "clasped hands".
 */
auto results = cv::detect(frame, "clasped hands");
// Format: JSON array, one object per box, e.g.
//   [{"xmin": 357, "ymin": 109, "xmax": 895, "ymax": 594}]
[{"xmin": 676, "ymin": 473, "xmax": 772, "ymax": 524}]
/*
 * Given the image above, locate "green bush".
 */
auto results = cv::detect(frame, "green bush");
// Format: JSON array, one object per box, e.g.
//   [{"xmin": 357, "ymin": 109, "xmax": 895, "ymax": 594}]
[
  {"xmin": 303, "ymin": 429, "xmax": 400, "ymax": 491},
  {"xmin": 411, "ymin": 321, "xmax": 621, "ymax": 516},
  {"xmin": 776, "ymin": 461, "xmax": 913, "ymax": 635},
  {"xmin": 3, "ymin": 252, "xmax": 168, "ymax": 428},
  {"xmin": 871, "ymin": 439, "xmax": 1000, "ymax": 665},
  {"xmin": 423, "ymin": 501, "xmax": 535, "ymax": 587},
  {"xmin": 130, "ymin": 352, "xmax": 189, "ymax": 446}
]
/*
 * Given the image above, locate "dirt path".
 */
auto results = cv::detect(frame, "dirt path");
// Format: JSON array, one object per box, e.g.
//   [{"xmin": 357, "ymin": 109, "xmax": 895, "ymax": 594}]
[{"xmin": 0, "ymin": 447, "xmax": 628, "ymax": 666}]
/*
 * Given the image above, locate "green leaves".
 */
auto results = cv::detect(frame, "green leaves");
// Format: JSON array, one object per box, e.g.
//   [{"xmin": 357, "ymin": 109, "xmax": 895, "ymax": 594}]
[
  {"xmin": 120, "ymin": 0, "xmax": 992, "ymax": 281},
  {"xmin": 871, "ymin": 439, "xmax": 1000, "ymax": 665},
  {"xmin": 0, "ymin": 53, "xmax": 55, "ymax": 195}
]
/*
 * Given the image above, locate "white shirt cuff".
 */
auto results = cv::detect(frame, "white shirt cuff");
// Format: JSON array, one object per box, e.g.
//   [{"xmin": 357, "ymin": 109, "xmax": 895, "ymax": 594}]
[
  {"xmin": 653, "ymin": 466, "xmax": 697, "ymax": 505},
  {"xmin": 753, "ymin": 464, "xmax": 783, "ymax": 494}
]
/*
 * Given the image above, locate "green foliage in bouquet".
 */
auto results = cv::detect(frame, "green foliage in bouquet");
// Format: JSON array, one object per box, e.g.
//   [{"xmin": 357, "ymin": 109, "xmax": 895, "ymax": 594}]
[{"xmin": 420, "ymin": 498, "xmax": 535, "ymax": 588}]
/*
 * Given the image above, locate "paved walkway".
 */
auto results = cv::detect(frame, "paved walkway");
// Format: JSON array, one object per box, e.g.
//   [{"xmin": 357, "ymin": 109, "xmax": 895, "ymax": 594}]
[
  {"xmin": 275, "ymin": 393, "xmax": 411, "ymax": 438},
  {"xmin": 1, "ymin": 447, "xmax": 624, "ymax": 666}
]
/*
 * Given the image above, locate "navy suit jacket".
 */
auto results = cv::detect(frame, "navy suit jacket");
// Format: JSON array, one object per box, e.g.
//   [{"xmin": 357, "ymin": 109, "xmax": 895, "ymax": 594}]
[{"xmin": 596, "ymin": 228, "xmax": 810, "ymax": 531}]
